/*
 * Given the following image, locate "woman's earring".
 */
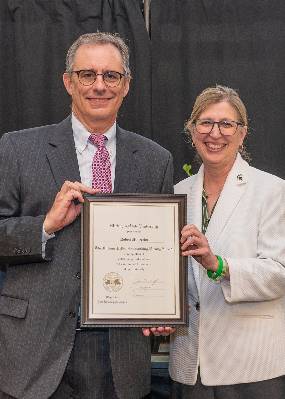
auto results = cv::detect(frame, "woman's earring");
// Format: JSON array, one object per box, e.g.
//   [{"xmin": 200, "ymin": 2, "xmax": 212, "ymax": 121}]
[{"xmin": 191, "ymin": 140, "xmax": 195, "ymax": 148}]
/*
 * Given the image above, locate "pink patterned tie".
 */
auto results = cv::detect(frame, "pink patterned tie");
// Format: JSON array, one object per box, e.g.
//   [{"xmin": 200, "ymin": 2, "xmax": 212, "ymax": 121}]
[{"xmin": 89, "ymin": 134, "xmax": 112, "ymax": 193}]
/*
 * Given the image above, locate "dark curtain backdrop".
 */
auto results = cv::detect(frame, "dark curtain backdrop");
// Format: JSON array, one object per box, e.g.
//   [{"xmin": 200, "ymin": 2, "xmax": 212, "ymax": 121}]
[
  {"xmin": 1, "ymin": 0, "xmax": 285, "ymax": 181},
  {"xmin": 0, "ymin": 0, "xmax": 151, "ymax": 137},
  {"xmin": 1, "ymin": 1, "xmax": 285, "ymax": 396},
  {"xmin": 151, "ymin": 0, "xmax": 285, "ymax": 182}
]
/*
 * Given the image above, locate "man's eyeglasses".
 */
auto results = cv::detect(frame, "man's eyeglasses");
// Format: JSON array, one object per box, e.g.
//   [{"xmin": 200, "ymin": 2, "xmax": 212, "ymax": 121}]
[
  {"xmin": 195, "ymin": 119, "xmax": 244, "ymax": 136},
  {"xmin": 71, "ymin": 70, "xmax": 126, "ymax": 87}
]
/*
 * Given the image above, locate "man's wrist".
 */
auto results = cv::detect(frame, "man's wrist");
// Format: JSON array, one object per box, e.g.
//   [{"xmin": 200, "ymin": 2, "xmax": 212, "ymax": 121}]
[
  {"xmin": 42, "ymin": 224, "xmax": 55, "ymax": 241},
  {"xmin": 43, "ymin": 216, "xmax": 55, "ymax": 236}
]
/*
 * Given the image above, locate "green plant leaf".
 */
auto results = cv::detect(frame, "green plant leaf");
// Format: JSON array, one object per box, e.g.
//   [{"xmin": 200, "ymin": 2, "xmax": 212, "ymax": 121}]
[{"xmin": 182, "ymin": 163, "xmax": 192, "ymax": 177}]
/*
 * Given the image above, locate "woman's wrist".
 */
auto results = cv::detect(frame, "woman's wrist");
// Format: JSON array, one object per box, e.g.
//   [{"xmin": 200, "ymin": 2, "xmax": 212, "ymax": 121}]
[
  {"xmin": 207, "ymin": 255, "xmax": 228, "ymax": 281},
  {"xmin": 204, "ymin": 255, "xmax": 219, "ymax": 272}
]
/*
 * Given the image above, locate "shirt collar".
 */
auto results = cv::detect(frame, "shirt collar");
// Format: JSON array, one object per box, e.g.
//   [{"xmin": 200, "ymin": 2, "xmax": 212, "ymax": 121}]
[{"xmin": 71, "ymin": 113, "xmax": 116, "ymax": 154}]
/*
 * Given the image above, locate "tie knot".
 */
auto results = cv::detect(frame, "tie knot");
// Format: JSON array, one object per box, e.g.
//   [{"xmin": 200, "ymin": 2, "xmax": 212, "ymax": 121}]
[{"xmin": 89, "ymin": 134, "xmax": 107, "ymax": 147}]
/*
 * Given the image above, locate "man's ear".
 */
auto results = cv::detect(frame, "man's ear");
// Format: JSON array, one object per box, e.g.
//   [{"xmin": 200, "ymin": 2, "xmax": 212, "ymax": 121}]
[
  {"xmin": 63, "ymin": 72, "xmax": 73, "ymax": 96},
  {"xmin": 122, "ymin": 77, "xmax": 130, "ymax": 98}
]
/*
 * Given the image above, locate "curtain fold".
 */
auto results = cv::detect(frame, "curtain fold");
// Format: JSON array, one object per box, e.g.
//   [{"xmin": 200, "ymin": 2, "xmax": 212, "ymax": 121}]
[
  {"xmin": 0, "ymin": 1, "xmax": 18, "ymax": 133},
  {"xmin": 1, "ymin": 0, "xmax": 285, "ymax": 180},
  {"xmin": 151, "ymin": 0, "xmax": 285, "ymax": 182},
  {"xmin": 0, "ymin": 0, "xmax": 150, "ymax": 137}
]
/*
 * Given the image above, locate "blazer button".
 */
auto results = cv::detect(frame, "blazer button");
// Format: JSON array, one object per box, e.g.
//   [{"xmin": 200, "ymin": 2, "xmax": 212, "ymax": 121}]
[
  {"xmin": 75, "ymin": 272, "xmax": 81, "ymax": 279},
  {"xmin": 195, "ymin": 302, "xmax": 200, "ymax": 311},
  {"xmin": 69, "ymin": 311, "xmax": 76, "ymax": 318}
]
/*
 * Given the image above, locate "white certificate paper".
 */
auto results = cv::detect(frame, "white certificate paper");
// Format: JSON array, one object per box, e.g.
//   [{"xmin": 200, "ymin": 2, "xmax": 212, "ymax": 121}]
[{"xmin": 81, "ymin": 195, "xmax": 187, "ymax": 326}]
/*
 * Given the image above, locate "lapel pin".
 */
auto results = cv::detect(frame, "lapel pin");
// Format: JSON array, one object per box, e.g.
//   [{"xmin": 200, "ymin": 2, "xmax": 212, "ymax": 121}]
[{"xmin": 237, "ymin": 174, "xmax": 243, "ymax": 182}]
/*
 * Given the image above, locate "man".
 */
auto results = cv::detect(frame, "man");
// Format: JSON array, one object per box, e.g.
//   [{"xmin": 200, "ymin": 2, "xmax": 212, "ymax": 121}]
[{"xmin": 0, "ymin": 33, "xmax": 173, "ymax": 399}]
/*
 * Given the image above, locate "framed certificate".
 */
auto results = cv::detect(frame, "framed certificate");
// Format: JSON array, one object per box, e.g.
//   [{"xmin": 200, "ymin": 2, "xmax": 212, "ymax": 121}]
[{"xmin": 81, "ymin": 194, "xmax": 187, "ymax": 327}]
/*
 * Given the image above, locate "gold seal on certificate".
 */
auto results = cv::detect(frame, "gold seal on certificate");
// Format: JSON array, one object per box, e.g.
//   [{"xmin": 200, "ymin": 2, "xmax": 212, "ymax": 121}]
[
  {"xmin": 81, "ymin": 194, "xmax": 188, "ymax": 327},
  {"xmin": 103, "ymin": 272, "xmax": 123, "ymax": 292}
]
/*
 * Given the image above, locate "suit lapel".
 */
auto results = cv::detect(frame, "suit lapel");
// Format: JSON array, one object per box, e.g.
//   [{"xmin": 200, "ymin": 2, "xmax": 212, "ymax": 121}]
[
  {"xmin": 205, "ymin": 154, "xmax": 249, "ymax": 250},
  {"xmin": 46, "ymin": 116, "xmax": 81, "ymax": 189},
  {"xmin": 113, "ymin": 126, "xmax": 138, "ymax": 193}
]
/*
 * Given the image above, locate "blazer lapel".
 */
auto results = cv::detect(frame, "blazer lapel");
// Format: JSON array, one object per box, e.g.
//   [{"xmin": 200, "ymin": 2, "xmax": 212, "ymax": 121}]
[
  {"xmin": 113, "ymin": 126, "xmax": 138, "ymax": 193},
  {"xmin": 205, "ymin": 154, "xmax": 249, "ymax": 250},
  {"xmin": 187, "ymin": 165, "xmax": 204, "ymax": 294},
  {"xmin": 46, "ymin": 116, "xmax": 81, "ymax": 189}
]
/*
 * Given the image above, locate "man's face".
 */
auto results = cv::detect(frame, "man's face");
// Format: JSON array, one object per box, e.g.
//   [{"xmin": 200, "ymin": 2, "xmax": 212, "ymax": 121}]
[{"xmin": 63, "ymin": 43, "xmax": 130, "ymax": 133}]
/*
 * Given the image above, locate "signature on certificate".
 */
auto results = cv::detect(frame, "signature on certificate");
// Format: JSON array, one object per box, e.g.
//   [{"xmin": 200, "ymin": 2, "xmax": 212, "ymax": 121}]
[{"xmin": 132, "ymin": 278, "xmax": 166, "ymax": 297}]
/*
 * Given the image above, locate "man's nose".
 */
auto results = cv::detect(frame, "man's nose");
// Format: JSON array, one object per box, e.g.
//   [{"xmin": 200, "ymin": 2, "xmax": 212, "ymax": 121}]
[{"xmin": 92, "ymin": 74, "xmax": 106, "ymax": 90}]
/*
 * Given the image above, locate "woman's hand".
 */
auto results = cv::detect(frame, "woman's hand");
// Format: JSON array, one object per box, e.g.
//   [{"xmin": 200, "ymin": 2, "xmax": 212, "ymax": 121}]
[{"xmin": 180, "ymin": 224, "xmax": 218, "ymax": 272}]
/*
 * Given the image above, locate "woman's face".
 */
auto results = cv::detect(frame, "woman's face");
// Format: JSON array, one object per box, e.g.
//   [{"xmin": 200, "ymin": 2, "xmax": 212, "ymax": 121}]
[{"xmin": 191, "ymin": 101, "xmax": 247, "ymax": 170}]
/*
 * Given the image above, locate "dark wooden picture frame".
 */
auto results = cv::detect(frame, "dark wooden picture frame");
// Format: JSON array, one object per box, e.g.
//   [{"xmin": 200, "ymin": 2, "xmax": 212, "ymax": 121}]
[{"xmin": 81, "ymin": 194, "xmax": 187, "ymax": 327}]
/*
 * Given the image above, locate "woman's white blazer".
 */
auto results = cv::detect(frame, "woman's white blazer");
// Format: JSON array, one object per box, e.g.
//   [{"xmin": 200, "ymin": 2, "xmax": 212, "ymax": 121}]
[{"xmin": 170, "ymin": 154, "xmax": 285, "ymax": 385}]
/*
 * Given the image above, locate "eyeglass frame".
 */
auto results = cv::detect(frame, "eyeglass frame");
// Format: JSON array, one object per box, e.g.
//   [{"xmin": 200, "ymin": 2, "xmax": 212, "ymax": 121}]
[
  {"xmin": 71, "ymin": 69, "xmax": 127, "ymax": 87},
  {"xmin": 194, "ymin": 119, "xmax": 244, "ymax": 136}
]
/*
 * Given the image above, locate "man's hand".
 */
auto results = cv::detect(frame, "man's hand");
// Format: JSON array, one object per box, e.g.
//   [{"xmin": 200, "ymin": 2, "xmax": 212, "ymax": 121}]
[
  {"xmin": 142, "ymin": 326, "xmax": 176, "ymax": 336},
  {"xmin": 44, "ymin": 181, "xmax": 99, "ymax": 234}
]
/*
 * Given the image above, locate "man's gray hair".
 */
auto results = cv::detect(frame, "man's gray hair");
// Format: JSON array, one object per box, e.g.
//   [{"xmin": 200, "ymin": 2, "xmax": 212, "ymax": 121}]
[{"xmin": 65, "ymin": 32, "xmax": 131, "ymax": 76}]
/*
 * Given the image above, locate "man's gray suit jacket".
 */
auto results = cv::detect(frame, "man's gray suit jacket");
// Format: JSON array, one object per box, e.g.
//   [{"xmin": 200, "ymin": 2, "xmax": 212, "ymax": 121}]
[{"xmin": 0, "ymin": 116, "xmax": 174, "ymax": 399}]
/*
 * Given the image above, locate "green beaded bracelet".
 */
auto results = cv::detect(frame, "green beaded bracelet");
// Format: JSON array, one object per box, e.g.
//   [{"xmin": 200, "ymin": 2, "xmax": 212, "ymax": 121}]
[{"xmin": 207, "ymin": 255, "xmax": 224, "ymax": 280}]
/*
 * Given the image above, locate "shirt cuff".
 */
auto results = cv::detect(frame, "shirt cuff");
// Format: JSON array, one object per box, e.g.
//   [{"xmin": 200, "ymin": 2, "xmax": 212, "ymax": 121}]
[{"xmin": 42, "ymin": 226, "xmax": 55, "ymax": 258}]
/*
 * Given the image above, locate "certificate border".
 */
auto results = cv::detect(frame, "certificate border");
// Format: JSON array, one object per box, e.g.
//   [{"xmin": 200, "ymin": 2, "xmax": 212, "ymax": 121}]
[{"xmin": 81, "ymin": 194, "xmax": 187, "ymax": 327}]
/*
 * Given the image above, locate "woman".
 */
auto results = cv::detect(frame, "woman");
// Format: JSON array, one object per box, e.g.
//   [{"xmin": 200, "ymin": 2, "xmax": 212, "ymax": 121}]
[{"xmin": 170, "ymin": 85, "xmax": 285, "ymax": 398}]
